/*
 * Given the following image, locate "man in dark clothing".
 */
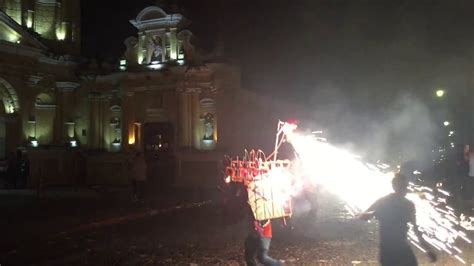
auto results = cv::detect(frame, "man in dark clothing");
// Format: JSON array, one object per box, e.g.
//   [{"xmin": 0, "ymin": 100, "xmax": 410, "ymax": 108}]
[{"xmin": 359, "ymin": 173, "xmax": 437, "ymax": 266}]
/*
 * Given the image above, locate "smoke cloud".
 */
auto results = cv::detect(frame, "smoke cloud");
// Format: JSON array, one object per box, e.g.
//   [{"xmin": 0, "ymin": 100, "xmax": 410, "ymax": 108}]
[{"xmin": 306, "ymin": 86, "xmax": 440, "ymax": 165}]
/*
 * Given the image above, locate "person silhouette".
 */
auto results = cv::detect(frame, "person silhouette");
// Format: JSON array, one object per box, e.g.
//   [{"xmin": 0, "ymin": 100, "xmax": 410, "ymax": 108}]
[{"xmin": 359, "ymin": 173, "xmax": 437, "ymax": 266}]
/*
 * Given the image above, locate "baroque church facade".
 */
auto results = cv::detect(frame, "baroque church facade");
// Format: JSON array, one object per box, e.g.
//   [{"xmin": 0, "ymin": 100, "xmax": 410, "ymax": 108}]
[{"xmin": 0, "ymin": 1, "xmax": 308, "ymax": 189}]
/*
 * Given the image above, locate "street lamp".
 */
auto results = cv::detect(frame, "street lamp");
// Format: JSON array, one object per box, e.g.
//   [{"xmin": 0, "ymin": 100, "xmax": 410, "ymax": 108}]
[
  {"xmin": 436, "ymin": 89, "xmax": 445, "ymax": 98},
  {"xmin": 443, "ymin": 121, "xmax": 450, "ymax": 126}
]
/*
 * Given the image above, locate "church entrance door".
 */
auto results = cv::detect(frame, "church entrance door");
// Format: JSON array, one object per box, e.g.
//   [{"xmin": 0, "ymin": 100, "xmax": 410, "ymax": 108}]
[{"xmin": 143, "ymin": 122, "xmax": 175, "ymax": 191}]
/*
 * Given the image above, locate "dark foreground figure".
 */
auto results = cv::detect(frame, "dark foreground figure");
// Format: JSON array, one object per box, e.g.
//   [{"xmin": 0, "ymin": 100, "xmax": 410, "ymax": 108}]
[{"xmin": 359, "ymin": 173, "xmax": 437, "ymax": 266}]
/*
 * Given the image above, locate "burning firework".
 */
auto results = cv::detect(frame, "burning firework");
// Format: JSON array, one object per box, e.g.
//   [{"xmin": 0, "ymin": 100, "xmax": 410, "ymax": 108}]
[
  {"xmin": 285, "ymin": 122, "xmax": 473, "ymax": 264},
  {"xmin": 225, "ymin": 121, "xmax": 473, "ymax": 264}
]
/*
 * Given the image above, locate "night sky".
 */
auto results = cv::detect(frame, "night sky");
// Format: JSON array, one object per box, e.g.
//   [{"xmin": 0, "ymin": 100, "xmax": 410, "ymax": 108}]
[{"xmin": 81, "ymin": 0, "xmax": 474, "ymax": 105}]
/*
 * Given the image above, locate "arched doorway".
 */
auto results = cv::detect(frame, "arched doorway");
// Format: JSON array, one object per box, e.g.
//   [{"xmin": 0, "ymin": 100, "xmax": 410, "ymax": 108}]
[
  {"xmin": 0, "ymin": 78, "xmax": 20, "ymax": 114},
  {"xmin": 0, "ymin": 77, "xmax": 21, "ymax": 158}
]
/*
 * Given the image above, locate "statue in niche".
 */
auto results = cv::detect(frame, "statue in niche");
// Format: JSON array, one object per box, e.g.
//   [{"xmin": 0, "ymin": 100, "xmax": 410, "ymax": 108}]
[
  {"xmin": 145, "ymin": 36, "xmax": 163, "ymax": 64},
  {"xmin": 200, "ymin": 113, "xmax": 214, "ymax": 141}
]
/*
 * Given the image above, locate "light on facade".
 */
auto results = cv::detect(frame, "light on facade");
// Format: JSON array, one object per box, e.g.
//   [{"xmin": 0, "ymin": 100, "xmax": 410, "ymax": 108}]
[
  {"xmin": 436, "ymin": 89, "xmax": 445, "ymax": 98},
  {"xmin": 56, "ymin": 22, "xmax": 67, "ymax": 41},
  {"xmin": 26, "ymin": 10, "xmax": 34, "ymax": 29},
  {"xmin": 119, "ymin": 59, "xmax": 127, "ymax": 70},
  {"xmin": 56, "ymin": 31, "xmax": 65, "ymax": 41},
  {"xmin": 56, "ymin": 22, "xmax": 66, "ymax": 41},
  {"xmin": 112, "ymin": 138, "xmax": 121, "ymax": 147},
  {"xmin": 8, "ymin": 33, "xmax": 19, "ymax": 43},
  {"xmin": 30, "ymin": 139, "xmax": 38, "ymax": 147},
  {"xmin": 443, "ymin": 121, "xmax": 450, "ymax": 126},
  {"xmin": 119, "ymin": 60, "xmax": 127, "ymax": 71},
  {"xmin": 70, "ymin": 140, "xmax": 77, "ymax": 147},
  {"xmin": 26, "ymin": 19, "xmax": 33, "ymax": 29},
  {"xmin": 147, "ymin": 63, "xmax": 163, "ymax": 70}
]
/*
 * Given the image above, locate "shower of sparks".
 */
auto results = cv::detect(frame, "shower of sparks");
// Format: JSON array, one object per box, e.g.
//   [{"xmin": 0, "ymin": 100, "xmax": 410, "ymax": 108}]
[{"xmin": 283, "ymin": 126, "xmax": 472, "ymax": 264}]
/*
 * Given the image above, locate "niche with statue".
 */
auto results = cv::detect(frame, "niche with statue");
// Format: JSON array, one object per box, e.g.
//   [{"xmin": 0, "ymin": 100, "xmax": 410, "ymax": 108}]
[
  {"xmin": 199, "ymin": 98, "xmax": 216, "ymax": 150},
  {"xmin": 200, "ymin": 112, "xmax": 214, "ymax": 141}
]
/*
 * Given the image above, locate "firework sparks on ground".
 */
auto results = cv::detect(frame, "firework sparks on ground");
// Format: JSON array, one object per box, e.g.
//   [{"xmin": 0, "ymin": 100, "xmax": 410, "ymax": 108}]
[{"xmin": 284, "ymin": 124, "xmax": 473, "ymax": 264}]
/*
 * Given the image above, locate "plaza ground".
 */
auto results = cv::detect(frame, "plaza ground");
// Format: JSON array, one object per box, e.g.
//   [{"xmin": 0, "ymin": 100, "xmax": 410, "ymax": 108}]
[{"xmin": 0, "ymin": 187, "xmax": 472, "ymax": 266}]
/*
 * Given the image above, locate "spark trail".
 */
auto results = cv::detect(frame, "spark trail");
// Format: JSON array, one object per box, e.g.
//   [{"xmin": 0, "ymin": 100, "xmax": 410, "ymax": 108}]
[{"xmin": 285, "ymin": 128, "xmax": 472, "ymax": 264}]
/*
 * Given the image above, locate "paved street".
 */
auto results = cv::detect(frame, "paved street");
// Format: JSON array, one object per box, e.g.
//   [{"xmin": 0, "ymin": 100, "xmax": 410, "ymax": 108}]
[{"xmin": 1, "ymin": 188, "xmax": 472, "ymax": 265}]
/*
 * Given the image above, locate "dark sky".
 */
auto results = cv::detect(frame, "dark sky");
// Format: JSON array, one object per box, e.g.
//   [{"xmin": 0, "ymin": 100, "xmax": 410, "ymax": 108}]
[{"xmin": 81, "ymin": 0, "xmax": 474, "ymax": 106}]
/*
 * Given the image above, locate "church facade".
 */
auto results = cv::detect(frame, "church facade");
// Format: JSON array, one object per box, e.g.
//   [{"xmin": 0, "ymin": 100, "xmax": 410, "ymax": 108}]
[{"xmin": 0, "ymin": 2, "xmax": 309, "ymax": 189}]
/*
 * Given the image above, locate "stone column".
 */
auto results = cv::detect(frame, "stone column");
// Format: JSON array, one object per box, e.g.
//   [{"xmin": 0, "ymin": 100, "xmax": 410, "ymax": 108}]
[
  {"xmin": 65, "ymin": 121, "xmax": 75, "ymax": 138},
  {"xmin": 178, "ymin": 87, "xmax": 202, "ymax": 148},
  {"xmin": 53, "ymin": 89, "xmax": 61, "ymax": 144},
  {"xmin": 56, "ymin": 82, "xmax": 78, "ymax": 142},
  {"xmin": 191, "ymin": 93, "xmax": 201, "ymax": 150},
  {"xmin": 135, "ymin": 123, "xmax": 142, "ymax": 151},
  {"xmin": 137, "ymin": 32, "xmax": 146, "ymax": 64},
  {"xmin": 35, "ymin": 0, "xmax": 59, "ymax": 39},
  {"xmin": 88, "ymin": 95, "xmax": 100, "ymax": 149},
  {"xmin": 170, "ymin": 28, "xmax": 177, "ymax": 60},
  {"xmin": 178, "ymin": 92, "xmax": 190, "ymax": 147},
  {"xmin": 122, "ymin": 91, "xmax": 136, "ymax": 152},
  {"xmin": 160, "ymin": 31, "xmax": 167, "ymax": 62}
]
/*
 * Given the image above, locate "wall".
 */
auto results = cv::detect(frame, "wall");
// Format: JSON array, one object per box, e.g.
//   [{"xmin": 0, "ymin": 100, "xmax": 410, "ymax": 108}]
[{"xmin": 1, "ymin": 0, "xmax": 81, "ymax": 54}]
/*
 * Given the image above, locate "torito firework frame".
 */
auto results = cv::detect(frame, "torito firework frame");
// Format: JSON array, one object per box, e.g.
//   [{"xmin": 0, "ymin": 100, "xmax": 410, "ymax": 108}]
[{"xmin": 224, "ymin": 121, "xmax": 297, "ymax": 221}]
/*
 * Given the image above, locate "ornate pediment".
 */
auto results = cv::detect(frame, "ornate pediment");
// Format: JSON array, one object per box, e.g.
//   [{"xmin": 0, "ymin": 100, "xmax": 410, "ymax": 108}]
[{"xmin": 130, "ymin": 6, "xmax": 183, "ymax": 30}]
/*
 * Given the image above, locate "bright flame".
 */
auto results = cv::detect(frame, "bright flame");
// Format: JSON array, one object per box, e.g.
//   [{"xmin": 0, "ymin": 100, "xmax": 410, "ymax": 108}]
[
  {"xmin": 283, "ymin": 126, "xmax": 472, "ymax": 263},
  {"xmin": 225, "ymin": 121, "xmax": 473, "ymax": 263}
]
